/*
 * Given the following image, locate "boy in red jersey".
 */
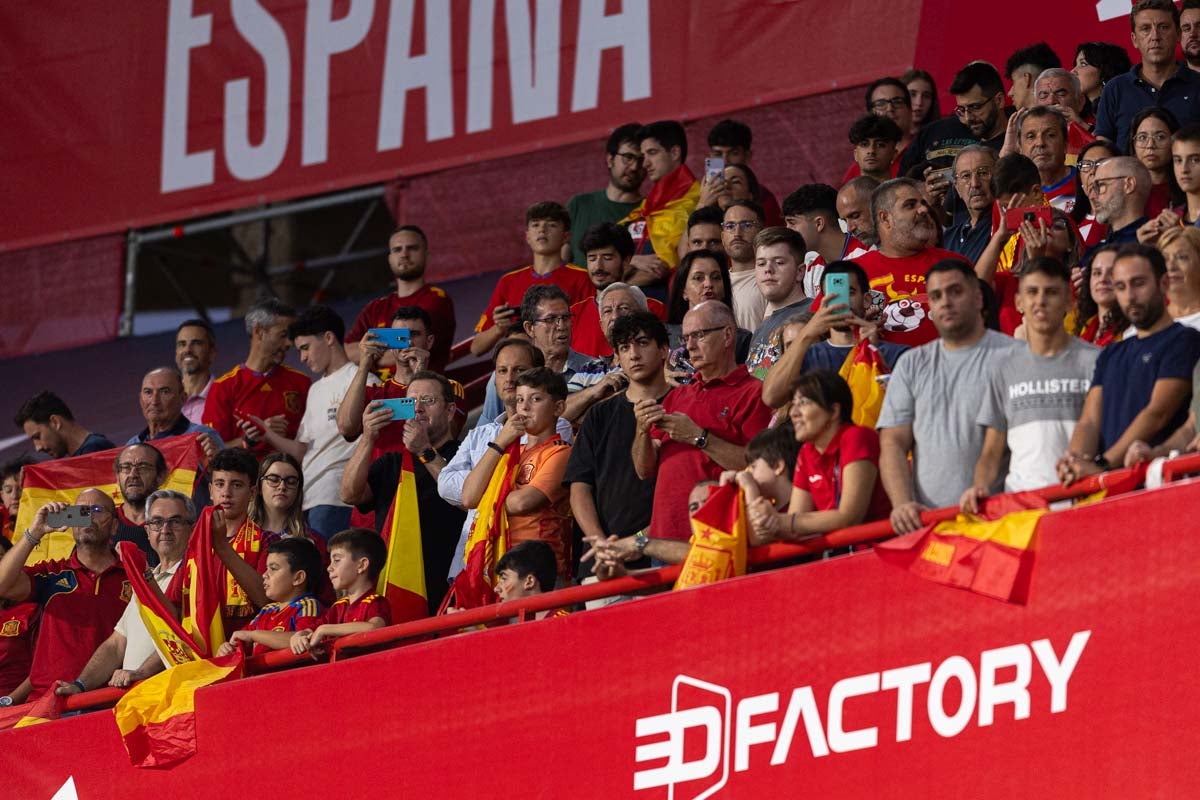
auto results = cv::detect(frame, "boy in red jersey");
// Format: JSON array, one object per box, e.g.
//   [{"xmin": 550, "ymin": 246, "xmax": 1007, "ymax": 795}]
[
  {"xmin": 494, "ymin": 541, "xmax": 569, "ymax": 620},
  {"xmin": 290, "ymin": 528, "xmax": 390, "ymax": 654},
  {"xmin": 217, "ymin": 538, "xmax": 322, "ymax": 657}
]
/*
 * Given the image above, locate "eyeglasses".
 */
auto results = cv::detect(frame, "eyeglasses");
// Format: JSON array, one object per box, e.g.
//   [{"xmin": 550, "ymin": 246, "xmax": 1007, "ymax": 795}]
[
  {"xmin": 261, "ymin": 474, "xmax": 300, "ymax": 488},
  {"xmin": 870, "ymin": 97, "xmax": 908, "ymax": 111},
  {"xmin": 720, "ymin": 220, "xmax": 760, "ymax": 232},
  {"xmin": 77, "ymin": 505, "xmax": 111, "ymax": 517},
  {"xmin": 954, "ymin": 167, "xmax": 993, "ymax": 184},
  {"xmin": 533, "ymin": 314, "xmax": 572, "ymax": 327},
  {"xmin": 613, "ymin": 151, "xmax": 643, "ymax": 165},
  {"xmin": 1134, "ymin": 131, "xmax": 1170, "ymax": 148},
  {"xmin": 410, "ymin": 395, "xmax": 443, "ymax": 407},
  {"xmin": 145, "ymin": 516, "xmax": 191, "ymax": 531},
  {"xmin": 1050, "ymin": 218, "xmax": 1071, "ymax": 232},
  {"xmin": 681, "ymin": 326, "xmax": 727, "ymax": 344},
  {"xmin": 1077, "ymin": 158, "xmax": 1110, "ymax": 173},
  {"xmin": 116, "ymin": 462, "xmax": 157, "ymax": 475},
  {"xmin": 954, "ymin": 99, "xmax": 992, "ymax": 117},
  {"xmin": 1091, "ymin": 176, "xmax": 1128, "ymax": 194}
]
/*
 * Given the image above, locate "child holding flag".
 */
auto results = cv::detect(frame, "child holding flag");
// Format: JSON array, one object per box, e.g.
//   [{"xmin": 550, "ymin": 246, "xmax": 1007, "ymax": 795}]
[
  {"xmin": 217, "ymin": 538, "xmax": 323, "ymax": 657},
  {"xmin": 290, "ymin": 528, "xmax": 390, "ymax": 654}
]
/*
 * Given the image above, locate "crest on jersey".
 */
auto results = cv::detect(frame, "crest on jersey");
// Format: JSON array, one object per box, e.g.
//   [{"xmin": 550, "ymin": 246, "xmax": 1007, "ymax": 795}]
[{"xmin": 284, "ymin": 391, "xmax": 301, "ymax": 414}]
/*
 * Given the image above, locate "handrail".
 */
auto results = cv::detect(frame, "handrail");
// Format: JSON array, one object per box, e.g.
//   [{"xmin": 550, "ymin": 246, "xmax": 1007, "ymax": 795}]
[{"xmin": 33, "ymin": 458, "xmax": 1163, "ymax": 720}]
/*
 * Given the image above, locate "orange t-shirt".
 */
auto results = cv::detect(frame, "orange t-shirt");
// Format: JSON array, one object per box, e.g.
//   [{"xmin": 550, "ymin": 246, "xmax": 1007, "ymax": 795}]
[{"xmin": 505, "ymin": 437, "xmax": 572, "ymax": 582}]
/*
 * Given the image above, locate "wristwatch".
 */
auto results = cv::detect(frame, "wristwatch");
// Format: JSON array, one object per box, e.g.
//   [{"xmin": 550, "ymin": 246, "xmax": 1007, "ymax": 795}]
[
  {"xmin": 418, "ymin": 448, "xmax": 439, "ymax": 464},
  {"xmin": 634, "ymin": 532, "xmax": 650, "ymax": 556},
  {"xmin": 693, "ymin": 429, "xmax": 709, "ymax": 450},
  {"xmin": 1093, "ymin": 453, "xmax": 1111, "ymax": 470},
  {"xmin": 0, "ymin": 696, "xmax": 12, "ymax": 707}
]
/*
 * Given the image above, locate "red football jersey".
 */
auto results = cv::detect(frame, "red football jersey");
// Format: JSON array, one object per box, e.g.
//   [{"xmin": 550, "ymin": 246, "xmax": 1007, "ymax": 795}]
[
  {"xmin": 0, "ymin": 602, "xmax": 38, "ymax": 696},
  {"xmin": 569, "ymin": 296, "xmax": 667, "ymax": 358},
  {"xmin": 245, "ymin": 594, "xmax": 321, "ymax": 655},
  {"xmin": 475, "ymin": 264, "xmax": 594, "ymax": 331},
  {"xmin": 346, "ymin": 284, "xmax": 457, "ymax": 371},
  {"xmin": 852, "ymin": 248, "xmax": 969, "ymax": 347},
  {"xmin": 321, "ymin": 591, "xmax": 391, "ymax": 626},
  {"xmin": 202, "ymin": 364, "xmax": 311, "ymax": 457}
]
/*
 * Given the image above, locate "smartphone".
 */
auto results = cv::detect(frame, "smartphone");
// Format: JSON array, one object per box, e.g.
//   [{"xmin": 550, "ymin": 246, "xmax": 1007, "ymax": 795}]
[
  {"xmin": 47, "ymin": 506, "xmax": 93, "ymax": 528},
  {"xmin": 704, "ymin": 157, "xmax": 724, "ymax": 181},
  {"xmin": 823, "ymin": 272, "xmax": 852, "ymax": 315},
  {"xmin": 367, "ymin": 327, "xmax": 411, "ymax": 350},
  {"xmin": 1003, "ymin": 205, "xmax": 1052, "ymax": 231},
  {"xmin": 937, "ymin": 167, "xmax": 954, "ymax": 184},
  {"xmin": 376, "ymin": 397, "xmax": 416, "ymax": 422},
  {"xmin": 667, "ymin": 347, "xmax": 696, "ymax": 385}
]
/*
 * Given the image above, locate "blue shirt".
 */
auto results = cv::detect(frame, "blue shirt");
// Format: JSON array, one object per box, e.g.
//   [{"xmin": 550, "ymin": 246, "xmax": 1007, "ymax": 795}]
[
  {"xmin": 1094, "ymin": 63, "xmax": 1200, "ymax": 153},
  {"xmin": 802, "ymin": 340, "xmax": 910, "ymax": 373},
  {"xmin": 1092, "ymin": 322, "xmax": 1200, "ymax": 450},
  {"xmin": 944, "ymin": 214, "xmax": 992, "ymax": 265}
]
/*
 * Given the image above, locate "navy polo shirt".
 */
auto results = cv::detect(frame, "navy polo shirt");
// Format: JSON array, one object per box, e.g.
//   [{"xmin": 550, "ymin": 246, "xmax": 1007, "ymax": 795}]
[{"xmin": 1094, "ymin": 63, "xmax": 1200, "ymax": 152}]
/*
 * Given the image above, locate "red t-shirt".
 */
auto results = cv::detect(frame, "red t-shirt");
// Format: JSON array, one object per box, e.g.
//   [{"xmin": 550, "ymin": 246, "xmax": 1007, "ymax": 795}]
[
  {"xmin": 475, "ymin": 264, "xmax": 595, "ymax": 331},
  {"xmin": 649, "ymin": 367, "xmax": 773, "ymax": 541},
  {"xmin": 364, "ymin": 378, "xmax": 467, "ymax": 459},
  {"xmin": 23, "ymin": 551, "xmax": 130, "ymax": 699},
  {"xmin": 202, "ymin": 364, "xmax": 311, "ymax": 458},
  {"xmin": 321, "ymin": 591, "xmax": 391, "ymax": 626},
  {"xmin": 0, "ymin": 602, "xmax": 38, "ymax": 696},
  {"xmin": 569, "ymin": 296, "xmax": 667, "ymax": 358},
  {"xmin": 852, "ymin": 248, "xmax": 968, "ymax": 347},
  {"xmin": 345, "ymin": 285, "xmax": 457, "ymax": 371},
  {"xmin": 245, "ymin": 594, "xmax": 321, "ymax": 655},
  {"xmin": 794, "ymin": 424, "xmax": 890, "ymax": 523},
  {"xmin": 839, "ymin": 150, "xmax": 903, "ymax": 187}
]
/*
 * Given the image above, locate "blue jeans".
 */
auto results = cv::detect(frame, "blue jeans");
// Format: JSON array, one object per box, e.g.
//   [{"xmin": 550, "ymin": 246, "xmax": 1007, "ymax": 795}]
[{"xmin": 305, "ymin": 505, "xmax": 353, "ymax": 543}]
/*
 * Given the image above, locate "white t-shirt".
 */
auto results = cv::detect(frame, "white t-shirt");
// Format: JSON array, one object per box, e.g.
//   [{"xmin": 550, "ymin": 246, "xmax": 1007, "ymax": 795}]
[
  {"xmin": 297, "ymin": 362, "xmax": 360, "ymax": 509},
  {"xmin": 730, "ymin": 269, "xmax": 766, "ymax": 332},
  {"xmin": 114, "ymin": 562, "xmax": 180, "ymax": 670}
]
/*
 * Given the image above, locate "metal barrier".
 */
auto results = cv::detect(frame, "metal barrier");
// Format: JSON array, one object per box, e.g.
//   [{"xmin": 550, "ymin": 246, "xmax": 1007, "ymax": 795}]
[{"xmin": 51, "ymin": 455, "xmax": 1195, "ymax": 716}]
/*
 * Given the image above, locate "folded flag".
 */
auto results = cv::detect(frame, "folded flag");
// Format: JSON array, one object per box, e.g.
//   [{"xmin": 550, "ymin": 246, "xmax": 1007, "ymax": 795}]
[
  {"xmin": 378, "ymin": 450, "xmax": 428, "ymax": 623},
  {"xmin": 875, "ymin": 492, "xmax": 1047, "ymax": 603},
  {"xmin": 118, "ymin": 543, "xmax": 200, "ymax": 667},
  {"xmin": 113, "ymin": 649, "xmax": 244, "ymax": 768},
  {"xmin": 838, "ymin": 338, "xmax": 890, "ymax": 428},
  {"xmin": 675, "ymin": 483, "xmax": 748, "ymax": 590},
  {"xmin": 0, "ymin": 689, "xmax": 63, "ymax": 731},
  {"xmin": 443, "ymin": 442, "xmax": 521, "ymax": 611}
]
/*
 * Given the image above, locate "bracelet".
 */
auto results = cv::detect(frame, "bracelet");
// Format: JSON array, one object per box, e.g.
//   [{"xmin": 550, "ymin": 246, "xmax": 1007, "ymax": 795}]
[
  {"xmin": 487, "ymin": 441, "xmax": 505, "ymax": 456},
  {"xmin": 72, "ymin": 678, "xmax": 87, "ymax": 692},
  {"xmin": 22, "ymin": 529, "xmax": 40, "ymax": 548}
]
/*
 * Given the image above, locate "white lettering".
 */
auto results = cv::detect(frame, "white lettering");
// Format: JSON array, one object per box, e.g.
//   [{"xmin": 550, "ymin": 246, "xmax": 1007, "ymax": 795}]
[
  {"xmin": 770, "ymin": 687, "xmax": 829, "ymax": 763},
  {"xmin": 734, "ymin": 693, "xmax": 778, "ymax": 771},
  {"xmin": 634, "ymin": 705, "xmax": 722, "ymax": 790},
  {"xmin": 303, "ymin": 0, "xmax": 375, "ymax": 166},
  {"xmin": 465, "ymin": 0, "xmax": 495, "ymax": 133},
  {"xmin": 1032, "ymin": 629, "xmax": 1091, "ymax": 712},
  {"xmin": 224, "ymin": 0, "xmax": 291, "ymax": 181},
  {"xmin": 505, "ymin": 0, "xmax": 560, "ymax": 124},
  {"xmin": 927, "ymin": 655, "xmax": 977, "ymax": 737},
  {"xmin": 978, "ymin": 644, "xmax": 1031, "ymax": 726},
  {"xmin": 377, "ymin": 0, "xmax": 453, "ymax": 151},
  {"xmin": 571, "ymin": 0, "xmax": 651, "ymax": 112},
  {"xmin": 161, "ymin": 0, "xmax": 213, "ymax": 192},
  {"xmin": 827, "ymin": 672, "xmax": 880, "ymax": 753},
  {"xmin": 881, "ymin": 662, "xmax": 932, "ymax": 742}
]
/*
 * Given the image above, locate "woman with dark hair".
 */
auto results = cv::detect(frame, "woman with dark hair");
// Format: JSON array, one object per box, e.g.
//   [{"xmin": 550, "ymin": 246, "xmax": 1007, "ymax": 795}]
[
  {"xmin": 248, "ymin": 453, "xmax": 334, "ymax": 603},
  {"xmin": 746, "ymin": 370, "xmax": 890, "ymax": 541},
  {"xmin": 1128, "ymin": 106, "xmax": 1183, "ymax": 218},
  {"xmin": 1073, "ymin": 244, "xmax": 1128, "ymax": 346},
  {"xmin": 900, "ymin": 68, "xmax": 940, "ymax": 133},
  {"xmin": 1071, "ymin": 138, "xmax": 1120, "ymax": 247},
  {"xmin": 1072, "ymin": 42, "xmax": 1132, "ymax": 120},
  {"xmin": 718, "ymin": 163, "xmax": 761, "ymax": 210},
  {"xmin": 665, "ymin": 249, "xmax": 751, "ymax": 366}
]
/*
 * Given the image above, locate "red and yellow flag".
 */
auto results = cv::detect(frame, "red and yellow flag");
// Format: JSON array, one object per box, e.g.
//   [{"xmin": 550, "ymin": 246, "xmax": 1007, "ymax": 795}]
[
  {"xmin": 178, "ymin": 507, "xmax": 227, "ymax": 657},
  {"xmin": 15, "ymin": 433, "xmax": 204, "ymax": 564},
  {"xmin": 444, "ymin": 442, "xmax": 521, "ymax": 611},
  {"xmin": 113, "ymin": 649, "xmax": 244, "ymax": 768},
  {"xmin": 378, "ymin": 450, "xmax": 428, "ymax": 623},
  {"xmin": 620, "ymin": 164, "xmax": 700, "ymax": 268},
  {"xmin": 838, "ymin": 339, "xmax": 890, "ymax": 429},
  {"xmin": 117, "ymin": 543, "xmax": 201, "ymax": 668},
  {"xmin": 675, "ymin": 483, "xmax": 748, "ymax": 590},
  {"xmin": 876, "ymin": 492, "xmax": 1047, "ymax": 603},
  {"xmin": 0, "ymin": 689, "xmax": 63, "ymax": 731}
]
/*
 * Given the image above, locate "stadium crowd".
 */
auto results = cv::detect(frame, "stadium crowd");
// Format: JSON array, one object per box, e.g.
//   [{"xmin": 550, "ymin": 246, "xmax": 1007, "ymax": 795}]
[{"xmin": 2, "ymin": 0, "xmax": 1200, "ymax": 709}]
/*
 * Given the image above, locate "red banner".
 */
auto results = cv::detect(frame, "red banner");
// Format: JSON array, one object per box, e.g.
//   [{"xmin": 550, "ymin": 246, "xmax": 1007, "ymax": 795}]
[{"xmin": 3, "ymin": 477, "xmax": 1200, "ymax": 796}]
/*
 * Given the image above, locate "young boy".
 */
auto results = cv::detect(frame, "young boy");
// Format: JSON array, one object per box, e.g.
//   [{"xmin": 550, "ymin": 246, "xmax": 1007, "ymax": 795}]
[
  {"xmin": 461, "ymin": 368, "xmax": 573, "ymax": 585},
  {"xmin": 290, "ymin": 528, "xmax": 390, "ymax": 654},
  {"xmin": 494, "ymin": 541, "xmax": 568, "ymax": 620},
  {"xmin": 217, "ymin": 538, "xmax": 323, "ymax": 657}
]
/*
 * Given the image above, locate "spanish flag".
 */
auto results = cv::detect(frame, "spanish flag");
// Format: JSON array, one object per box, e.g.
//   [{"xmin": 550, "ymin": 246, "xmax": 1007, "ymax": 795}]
[
  {"xmin": 838, "ymin": 338, "xmax": 890, "ymax": 428},
  {"xmin": 443, "ymin": 442, "xmax": 521, "ymax": 611},
  {"xmin": 875, "ymin": 492, "xmax": 1047, "ymax": 603},
  {"xmin": 118, "ymin": 543, "xmax": 201, "ymax": 667},
  {"xmin": 15, "ymin": 433, "xmax": 204, "ymax": 565},
  {"xmin": 378, "ymin": 450, "xmax": 428, "ymax": 623},
  {"xmin": 620, "ymin": 164, "xmax": 700, "ymax": 269},
  {"xmin": 178, "ymin": 507, "xmax": 227, "ymax": 657},
  {"xmin": 0, "ymin": 689, "xmax": 62, "ymax": 731},
  {"xmin": 675, "ymin": 483, "xmax": 748, "ymax": 590},
  {"xmin": 113, "ymin": 649, "xmax": 244, "ymax": 768}
]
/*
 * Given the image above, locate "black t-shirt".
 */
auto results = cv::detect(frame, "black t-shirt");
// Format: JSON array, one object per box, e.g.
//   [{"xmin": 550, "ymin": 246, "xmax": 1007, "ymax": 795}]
[
  {"xmin": 114, "ymin": 506, "xmax": 157, "ymax": 567},
  {"xmin": 899, "ymin": 113, "xmax": 1008, "ymax": 176},
  {"xmin": 562, "ymin": 390, "xmax": 668, "ymax": 539},
  {"xmin": 358, "ymin": 440, "xmax": 465, "ymax": 614}
]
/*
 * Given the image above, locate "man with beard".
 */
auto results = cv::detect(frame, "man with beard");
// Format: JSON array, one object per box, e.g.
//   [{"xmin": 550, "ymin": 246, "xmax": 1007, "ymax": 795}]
[
  {"xmin": 878, "ymin": 261, "xmax": 1018, "ymax": 533},
  {"xmin": 943, "ymin": 146, "xmax": 998, "ymax": 264},
  {"xmin": 570, "ymin": 223, "xmax": 666, "ymax": 358},
  {"xmin": 203, "ymin": 299, "xmax": 310, "ymax": 457},
  {"xmin": 1086, "ymin": 157, "xmax": 1152, "ymax": 258},
  {"xmin": 901, "ymin": 62, "xmax": 1009, "ymax": 177},
  {"xmin": 345, "ymin": 226, "xmax": 456, "ymax": 370},
  {"xmin": 1057, "ymin": 244, "xmax": 1200, "ymax": 484},
  {"xmin": 723, "ymin": 199, "xmax": 768, "ymax": 331},
  {"xmin": 564, "ymin": 123, "xmax": 645, "ymax": 267},
  {"xmin": 1184, "ymin": 0, "xmax": 1200, "ymax": 73},
  {"xmin": 0, "ymin": 489, "xmax": 130, "ymax": 701},
  {"xmin": 111, "ymin": 443, "xmax": 168, "ymax": 566},
  {"xmin": 176, "ymin": 319, "xmax": 217, "ymax": 425},
  {"xmin": 14, "ymin": 392, "xmax": 114, "ymax": 459},
  {"xmin": 836, "ymin": 176, "xmax": 881, "ymax": 249},
  {"xmin": 852, "ymin": 178, "xmax": 969, "ymax": 346},
  {"xmin": 1018, "ymin": 106, "xmax": 1076, "ymax": 211}
]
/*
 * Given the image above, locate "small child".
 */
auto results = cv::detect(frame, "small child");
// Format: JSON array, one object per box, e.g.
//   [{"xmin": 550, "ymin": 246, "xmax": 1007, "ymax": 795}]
[
  {"xmin": 217, "ymin": 538, "xmax": 323, "ymax": 657},
  {"xmin": 495, "ymin": 541, "xmax": 568, "ymax": 619},
  {"xmin": 290, "ymin": 528, "xmax": 391, "ymax": 654}
]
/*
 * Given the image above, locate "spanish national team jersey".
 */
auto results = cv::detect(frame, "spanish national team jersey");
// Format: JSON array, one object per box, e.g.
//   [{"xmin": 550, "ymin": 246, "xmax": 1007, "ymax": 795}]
[
  {"xmin": 475, "ymin": 264, "xmax": 594, "ymax": 331},
  {"xmin": 345, "ymin": 285, "xmax": 457, "ymax": 371},
  {"xmin": 202, "ymin": 364, "xmax": 311, "ymax": 457},
  {"xmin": 0, "ymin": 602, "xmax": 38, "ymax": 696},
  {"xmin": 321, "ymin": 591, "xmax": 391, "ymax": 626},
  {"xmin": 246, "ymin": 594, "xmax": 321, "ymax": 655}
]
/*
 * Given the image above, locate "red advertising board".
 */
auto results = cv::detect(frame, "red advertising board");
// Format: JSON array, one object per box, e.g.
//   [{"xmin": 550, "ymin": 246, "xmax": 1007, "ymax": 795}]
[{"xmin": 4, "ymin": 478, "xmax": 1199, "ymax": 797}]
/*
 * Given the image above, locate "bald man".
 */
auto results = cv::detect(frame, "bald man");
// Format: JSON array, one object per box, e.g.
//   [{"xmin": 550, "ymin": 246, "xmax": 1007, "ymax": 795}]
[{"xmin": 128, "ymin": 366, "xmax": 223, "ymax": 459}]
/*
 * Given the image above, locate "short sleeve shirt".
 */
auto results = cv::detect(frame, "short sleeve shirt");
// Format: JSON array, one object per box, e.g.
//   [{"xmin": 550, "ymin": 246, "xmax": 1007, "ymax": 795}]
[
  {"xmin": 506, "ymin": 437, "xmax": 573, "ymax": 581},
  {"xmin": 345, "ymin": 285, "xmax": 457, "ymax": 371},
  {"xmin": 321, "ymin": 592, "xmax": 391, "ymax": 626},
  {"xmin": 851, "ymin": 248, "xmax": 970, "ymax": 347},
  {"xmin": 202, "ymin": 364, "xmax": 311, "ymax": 458},
  {"xmin": 246, "ymin": 594, "xmax": 322, "ymax": 655},
  {"xmin": 794, "ymin": 424, "xmax": 890, "ymax": 522},
  {"xmin": 475, "ymin": 265, "xmax": 594, "ymax": 331}
]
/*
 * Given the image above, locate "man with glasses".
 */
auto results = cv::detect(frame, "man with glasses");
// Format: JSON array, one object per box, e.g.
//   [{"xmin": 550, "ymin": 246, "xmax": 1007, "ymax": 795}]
[
  {"xmin": 1095, "ymin": 0, "xmax": 1200, "ymax": 151},
  {"xmin": 0, "ymin": 489, "xmax": 130, "ymax": 701},
  {"xmin": 864, "ymin": 78, "xmax": 914, "ymax": 153},
  {"xmin": 341, "ymin": 371, "xmax": 466, "ymax": 615},
  {"xmin": 1086, "ymin": 157, "xmax": 1152, "ymax": 259},
  {"xmin": 944, "ymin": 146, "xmax": 998, "ymax": 263},
  {"xmin": 53, "ymin": 490, "xmax": 196, "ymax": 697},
  {"xmin": 1018, "ymin": 106, "xmax": 1077, "ymax": 212},
  {"xmin": 901, "ymin": 63, "xmax": 1009, "ymax": 178},
  {"xmin": 633, "ymin": 301, "xmax": 771, "ymax": 542},
  {"xmin": 1033, "ymin": 69, "xmax": 1097, "ymax": 164},
  {"xmin": 112, "ymin": 443, "xmax": 168, "ymax": 567},
  {"xmin": 564, "ymin": 123, "xmax": 646, "ymax": 268},
  {"xmin": 723, "ymin": 199, "xmax": 768, "ymax": 331}
]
